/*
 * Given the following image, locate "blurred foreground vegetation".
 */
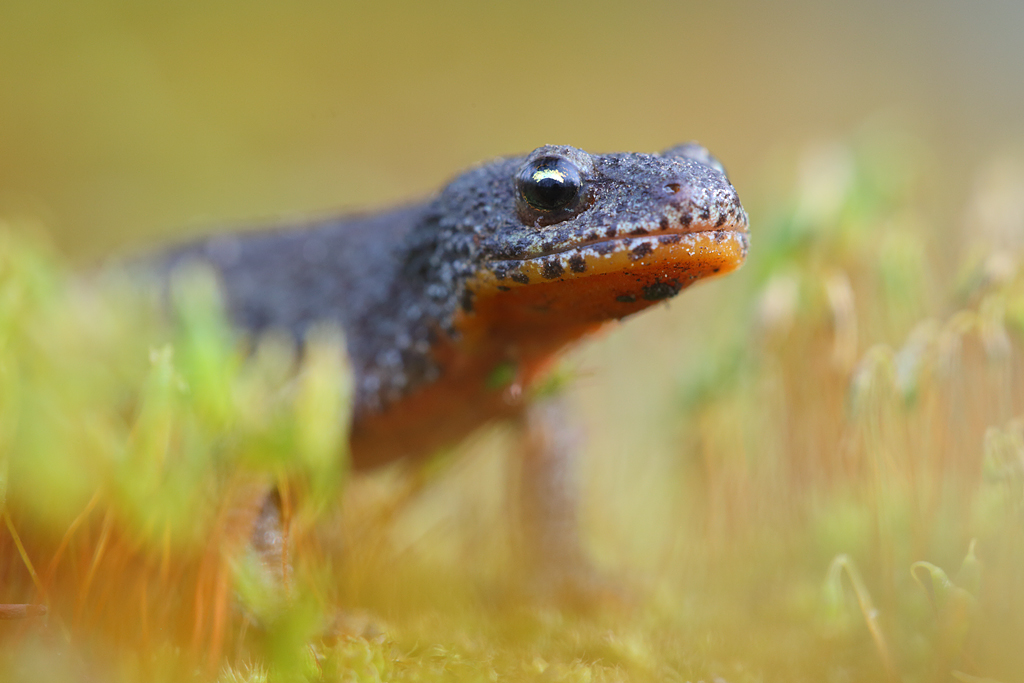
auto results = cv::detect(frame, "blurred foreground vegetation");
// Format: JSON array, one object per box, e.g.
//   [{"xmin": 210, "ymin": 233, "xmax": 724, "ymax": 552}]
[{"xmin": 2, "ymin": 134, "xmax": 1024, "ymax": 682}]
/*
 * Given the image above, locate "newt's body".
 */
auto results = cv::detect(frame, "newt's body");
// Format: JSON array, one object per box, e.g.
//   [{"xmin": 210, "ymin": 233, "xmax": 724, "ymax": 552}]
[{"xmin": 164, "ymin": 144, "xmax": 748, "ymax": 473}]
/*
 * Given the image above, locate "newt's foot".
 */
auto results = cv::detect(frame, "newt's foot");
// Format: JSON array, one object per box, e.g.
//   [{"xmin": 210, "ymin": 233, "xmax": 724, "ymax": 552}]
[
  {"xmin": 515, "ymin": 562, "xmax": 636, "ymax": 614},
  {"xmin": 319, "ymin": 609, "xmax": 386, "ymax": 643}
]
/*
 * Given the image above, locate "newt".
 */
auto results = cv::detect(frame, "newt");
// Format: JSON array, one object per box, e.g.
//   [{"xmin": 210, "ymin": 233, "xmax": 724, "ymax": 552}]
[{"xmin": 162, "ymin": 143, "xmax": 749, "ymax": 595}]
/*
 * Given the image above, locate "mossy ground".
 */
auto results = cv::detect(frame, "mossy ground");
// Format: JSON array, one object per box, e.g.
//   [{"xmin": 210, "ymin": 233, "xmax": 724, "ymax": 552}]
[{"xmin": 2, "ymin": 132, "xmax": 1023, "ymax": 682}]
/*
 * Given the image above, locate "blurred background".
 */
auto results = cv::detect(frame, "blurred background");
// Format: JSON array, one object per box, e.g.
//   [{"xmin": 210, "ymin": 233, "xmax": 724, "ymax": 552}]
[
  {"xmin": 3, "ymin": 1, "xmax": 1024, "ymax": 679},
  {"xmin": 1, "ymin": 0, "xmax": 1021, "ymax": 258}
]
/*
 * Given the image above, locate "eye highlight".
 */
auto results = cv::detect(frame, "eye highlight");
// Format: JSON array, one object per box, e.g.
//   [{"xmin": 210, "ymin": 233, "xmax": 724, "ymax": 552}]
[{"xmin": 516, "ymin": 157, "xmax": 582, "ymax": 212}]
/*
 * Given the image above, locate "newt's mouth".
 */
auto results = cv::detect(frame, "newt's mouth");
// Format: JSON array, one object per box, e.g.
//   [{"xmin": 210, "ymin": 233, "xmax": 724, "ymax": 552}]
[
  {"xmin": 458, "ymin": 211, "xmax": 748, "ymax": 332},
  {"xmin": 458, "ymin": 219, "xmax": 747, "ymax": 332},
  {"xmin": 479, "ymin": 211, "xmax": 749, "ymax": 292}
]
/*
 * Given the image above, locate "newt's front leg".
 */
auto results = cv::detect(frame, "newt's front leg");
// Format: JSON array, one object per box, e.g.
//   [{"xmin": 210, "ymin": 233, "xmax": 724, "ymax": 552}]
[{"xmin": 513, "ymin": 394, "xmax": 623, "ymax": 609}]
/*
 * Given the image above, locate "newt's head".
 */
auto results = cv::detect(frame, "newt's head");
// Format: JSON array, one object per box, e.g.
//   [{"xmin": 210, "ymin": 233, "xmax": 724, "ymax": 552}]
[{"xmin": 427, "ymin": 143, "xmax": 748, "ymax": 337}]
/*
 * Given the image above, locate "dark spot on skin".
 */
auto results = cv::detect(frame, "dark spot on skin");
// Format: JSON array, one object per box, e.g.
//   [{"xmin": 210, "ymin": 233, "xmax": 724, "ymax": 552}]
[
  {"xmin": 630, "ymin": 242, "xmax": 653, "ymax": 260},
  {"xmin": 541, "ymin": 258, "xmax": 565, "ymax": 279},
  {"xmin": 700, "ymin": 208, "xmax": 711, "ymax": 221},
  {"xmin": 605, "ymin": 226, "xmax": 618, "ymax": 238},
  {"xmin": 642, "ymin": 279, "xmax": 682, "ymax": 301},
  {"xmin": 497, "ymin": 285, "xmax": 511, "ymax": 291},
  {"xmin": 659, "ymin": 234, "xmax": 682, "ymax": 245},
  {"xmin": 713, "ymin": 231, "xmax": 726, "ymax": 243},
  {"xmin": 659, "ymin": 217, "xmax": 670, "ymax": 231},
  {"xmin": 541, "ymin": 240, "xmax": 555, "ymax": 252},
  {"xmin": 567, "ymin": 253, "xmax": 586, "ymax": 273},
  {"xmin": 715, "ymin": 214, "xmax": 726, "ymax": 227},
  {"xmin": 629, "ymin": 225, "xmax": 649, "ymax": 236},
  {"xmin": 461, "ymin": 288, "xmax": 475, "ymax": 312},
  {"xmin": 680, "ymin": 213, "xmax": 693, "ymax": 227},
  {"xmin": 593, "ymin": 241, "xmax": 615, "ymax": 255},
  {"xmin": 712, "ymin": 268, "xmax": 720, "ymax": 273},
  {"xmin": 510, "ymin": 272, "xmax": 530, "ymax": 285},
  {"xmin": 616, "ymin": 294, "xmax": 637, "ymax": 303}
]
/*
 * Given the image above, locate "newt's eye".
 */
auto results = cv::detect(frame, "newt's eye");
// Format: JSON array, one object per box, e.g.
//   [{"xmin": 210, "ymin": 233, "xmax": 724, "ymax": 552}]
[{"xmin": 516, "ymin": 157, "xmax": 582, "ymax": 212}]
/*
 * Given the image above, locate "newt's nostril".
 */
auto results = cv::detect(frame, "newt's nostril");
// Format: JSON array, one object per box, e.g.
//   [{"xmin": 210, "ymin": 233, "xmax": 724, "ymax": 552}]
[{"xmin": 664, "ymin": 182, "xmax": 681, "ymax": 194}]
